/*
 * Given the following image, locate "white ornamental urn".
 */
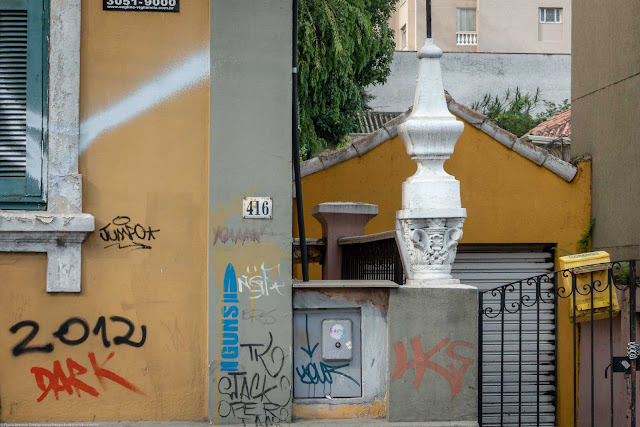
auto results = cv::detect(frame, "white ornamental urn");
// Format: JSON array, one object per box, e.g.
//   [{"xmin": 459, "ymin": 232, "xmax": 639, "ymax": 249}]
[{"xmin": 395, "ymin": 39, "xmax": 467, "ymax": 286}]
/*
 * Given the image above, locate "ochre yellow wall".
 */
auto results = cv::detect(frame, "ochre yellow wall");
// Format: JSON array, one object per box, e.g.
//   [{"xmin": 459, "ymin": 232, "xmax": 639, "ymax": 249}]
[
  {"xmin": 0, "ymin": 2, "xmax": 209, "ymax": 422},
  {"xmin": 295, "ymin": 118, "xmax": 591, "ymax": 426}
]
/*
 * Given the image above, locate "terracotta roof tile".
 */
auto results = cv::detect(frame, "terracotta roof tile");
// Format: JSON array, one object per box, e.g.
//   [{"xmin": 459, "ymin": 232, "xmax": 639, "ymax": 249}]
[{"xmin": 528, "ymin": 109, "xmax": 571, "ymax": 138}]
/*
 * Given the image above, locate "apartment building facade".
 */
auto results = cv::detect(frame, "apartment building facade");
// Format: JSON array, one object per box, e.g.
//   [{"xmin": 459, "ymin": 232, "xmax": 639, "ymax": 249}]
[{"xmin": 390, "ymin": 0, "xmax": 571, "ymax": 53}]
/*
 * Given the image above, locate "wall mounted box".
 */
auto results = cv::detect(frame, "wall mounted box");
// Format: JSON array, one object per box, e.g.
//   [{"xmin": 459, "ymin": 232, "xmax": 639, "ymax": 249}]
[
  {"xmin": 293, "ymin": 309, "xmax": 362, "ymax": 398},
  {"xmin": 322, "ymin": 319, "xmax": 353, "ymax": 361},
  {"xmin": 559, "ymin": 251, "xmax": 620, "ymax": 323}
]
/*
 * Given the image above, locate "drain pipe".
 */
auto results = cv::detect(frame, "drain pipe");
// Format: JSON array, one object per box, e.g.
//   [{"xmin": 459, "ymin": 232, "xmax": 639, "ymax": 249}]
[
  {"xmin": 427, "ymin": 0, "xmax": 432, "ymax": 38},
  {"xmin": 293, "ymin": 0, "xmax": 309, "ymax": 281}
]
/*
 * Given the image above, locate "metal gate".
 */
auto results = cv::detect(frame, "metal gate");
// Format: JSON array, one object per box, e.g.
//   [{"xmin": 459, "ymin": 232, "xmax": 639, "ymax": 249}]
[
  {"xmin": 479, "ymin": 259, "xmax": 640, "ymax": 426},
  {"xmin": 452, "ymin": 245, "xmax": 556, "ymax": 426}
]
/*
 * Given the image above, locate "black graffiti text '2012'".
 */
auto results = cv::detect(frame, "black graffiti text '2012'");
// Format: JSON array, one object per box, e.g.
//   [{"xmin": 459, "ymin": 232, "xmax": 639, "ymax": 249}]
[{"xmin": 9, "ymin": 316, "xmax": 147, "ymax": 357}]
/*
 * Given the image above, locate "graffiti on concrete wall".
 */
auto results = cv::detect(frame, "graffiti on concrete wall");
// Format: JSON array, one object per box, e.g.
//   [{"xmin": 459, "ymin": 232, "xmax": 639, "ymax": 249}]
[
  {"xmin": 237, "ymin": 263, "xmax": 284, "ymax": 300},
  {"xmin": 241, "ymin": 309, "xmax": 277, "ymax": 325},
  {"xmin": 217, "ymin": 331, "xmax": 290, "ymax": 425},
  {"xmin": 392, "ymin": 337, "xmax": 474, "ymax": 401},
  {"xmin": 221, "ymin": 264, "xmax": 240, "ymax": 373},
  {"xmin": 212, "ymin": 226, "xmax": 265, "ymax": 246},
  {"xmin": 217, "ymin": 262, "xmax": 291, "ymax": 425},
  {"xmin": 30, "ymin": 352, "xmax": 145, "ymax": 402},
  {"xmin": 9, "ymin": 316, "xmax": 147, "ymax": 357},
  {"xmin": 99, "ymin": 216, "xmax": 160, "ymax": 250},
  {"xmin": 295, "ymin": 314, "xmax": 359, "ymax": 393}
]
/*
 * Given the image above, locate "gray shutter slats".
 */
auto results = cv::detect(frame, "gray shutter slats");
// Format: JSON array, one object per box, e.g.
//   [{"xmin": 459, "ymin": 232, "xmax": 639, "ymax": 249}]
[
  {"xmin": 0, "ymin": 10, "xmax": 27, "ymax": 178},
  {"xmin": 452, "ymin": 245, "xmax": 556, "ymax": 427}
]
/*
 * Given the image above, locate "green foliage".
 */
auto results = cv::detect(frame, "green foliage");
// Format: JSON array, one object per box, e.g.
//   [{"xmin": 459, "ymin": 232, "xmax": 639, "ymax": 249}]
[
  {"xmin": 298, "ymin": 0, "xmax": 396, "ymax": 159},
  {"xmin": 577, "ymin": 218, "xmax": 596, "ymax": 254},
  {"xmin": 613, "ymin": 262, "xmax": 630, "ymax": 286},
  {"xmin": 471, "ymin": 88, "xmax": 570, "ymax": 137}
]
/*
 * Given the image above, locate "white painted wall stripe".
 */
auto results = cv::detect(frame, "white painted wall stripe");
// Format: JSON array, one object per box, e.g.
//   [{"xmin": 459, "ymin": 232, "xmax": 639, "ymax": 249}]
[{"xmin": 79, "ymin": 50, "xmax": 209, "ymax": 154}]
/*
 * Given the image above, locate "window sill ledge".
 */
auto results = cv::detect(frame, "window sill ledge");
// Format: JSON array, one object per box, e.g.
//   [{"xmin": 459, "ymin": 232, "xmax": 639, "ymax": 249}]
[{"xmin": 0, "ymin": 212, "xmax": 95, "ymax": 293}]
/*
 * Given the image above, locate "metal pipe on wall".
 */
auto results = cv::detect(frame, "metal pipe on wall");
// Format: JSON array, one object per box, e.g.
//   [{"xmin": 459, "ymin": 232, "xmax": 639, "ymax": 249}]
[
  {"xmin": 426, "ymin": 0, "xmax": 432, "ymax": 38},
  {"xmin": 293, "ymin": 0, "xmax": 309, "ymax": 281}
]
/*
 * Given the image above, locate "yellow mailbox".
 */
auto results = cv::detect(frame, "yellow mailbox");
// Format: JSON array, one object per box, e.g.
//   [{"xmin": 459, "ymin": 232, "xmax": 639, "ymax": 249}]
[{"xmin": 559, "ymin": 251, "xmax": 620, "ymax": 323}]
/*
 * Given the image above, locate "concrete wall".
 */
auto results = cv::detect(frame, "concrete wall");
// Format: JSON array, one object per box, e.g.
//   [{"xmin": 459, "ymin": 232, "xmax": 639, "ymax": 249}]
[
  {"xmin": 294, "ymin": 117, "xmax": 592, "ymax": 426},
  {"xmin": 209, "ymin": 0, "xmax": 293, "ymax": 425},
  {"xmin": 388, "ymin": 286, "xmax": 478, "ymax": 423},
  {"xmin": 571, "ymin": 0, "xmax": 640, "ymax": 260},
  {"xmin": 0, "ymin": 2, "xmax": 210, "ymax": 422},
  {"xmin": 368, "ymin": 51, "xmax": 571, "ymax": 113}
]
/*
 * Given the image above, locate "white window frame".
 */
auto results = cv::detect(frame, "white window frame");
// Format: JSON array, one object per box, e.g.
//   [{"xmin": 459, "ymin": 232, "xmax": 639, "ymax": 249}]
[
  {"xmin": 0, "ymin": 0, "xmax": 94, "ymax": 293},
  {"xmin": 401, "ymin": 25, "xmax": 407, "ymax": 49},
  {"xmin": 539, "ymin": 7, "xmax": 562, "ymax": 24}
]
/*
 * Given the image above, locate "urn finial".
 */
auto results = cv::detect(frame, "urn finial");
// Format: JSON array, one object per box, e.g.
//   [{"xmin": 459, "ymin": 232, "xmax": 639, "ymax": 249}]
[{"xmin": 395, "ymin": 39, "xmax": 466, "ymax": 286}]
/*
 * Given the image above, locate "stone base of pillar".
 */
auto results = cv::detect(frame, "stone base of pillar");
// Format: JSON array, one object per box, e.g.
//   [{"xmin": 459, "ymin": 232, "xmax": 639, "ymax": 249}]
[{"xmin": 387, "ymin": 285, "xmax": 478, "ymax": 424}]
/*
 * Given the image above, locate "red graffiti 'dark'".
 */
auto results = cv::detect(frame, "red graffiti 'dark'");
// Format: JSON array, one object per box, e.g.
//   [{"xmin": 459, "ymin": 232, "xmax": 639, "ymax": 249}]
[
  {"xmin": 30, "ymin": 352, "xmax": 145, "ymax": 402},
  {"xmin": 392, "ymin": 337, "xmax": 474, "ymax": 401}
]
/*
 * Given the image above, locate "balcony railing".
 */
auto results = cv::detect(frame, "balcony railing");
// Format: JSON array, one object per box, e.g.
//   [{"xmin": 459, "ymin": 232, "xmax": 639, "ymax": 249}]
[{"xmin": 456, "ymin": 31, "xmax": 478, "ymax": 46}]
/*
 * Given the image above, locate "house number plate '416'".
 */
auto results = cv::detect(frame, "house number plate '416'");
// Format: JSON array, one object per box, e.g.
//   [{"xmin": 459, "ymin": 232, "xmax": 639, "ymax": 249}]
[{"xmin": 243, "ymin": 197, "xmax": 273, "ymax": 219}]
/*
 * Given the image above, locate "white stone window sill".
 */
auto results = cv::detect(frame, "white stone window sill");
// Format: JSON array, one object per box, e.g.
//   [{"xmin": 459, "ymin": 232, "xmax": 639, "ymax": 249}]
[{"xmin": 0, "ymin": 212, "xmax": 94, "ymax": 292}]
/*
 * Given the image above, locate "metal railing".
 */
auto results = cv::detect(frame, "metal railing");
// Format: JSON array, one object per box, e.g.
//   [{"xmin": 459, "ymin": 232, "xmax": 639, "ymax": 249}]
[
  {"xmin": 478, "ymin": 259, "xmax": 639, "ymax": 426},
  {"xmin": 339, "ymin": 231, "xmax": 404, "ymax": 284}
]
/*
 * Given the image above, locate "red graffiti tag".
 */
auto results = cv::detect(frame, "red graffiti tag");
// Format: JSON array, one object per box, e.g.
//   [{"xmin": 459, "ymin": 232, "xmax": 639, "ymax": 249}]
[
  {"xmin": 30, "ymin": 352, "xmax": 145, "ymax": 402},
  {"xmin": 392, "ymin": 337, "xmax": 474, "ymax": 401}
]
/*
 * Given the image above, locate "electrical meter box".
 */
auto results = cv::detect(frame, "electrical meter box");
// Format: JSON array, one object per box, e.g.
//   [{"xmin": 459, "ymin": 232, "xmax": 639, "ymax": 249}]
[
  {"xmin": 293, "ymin": 309, "xmax": 361, "ymax": 399},
  {"xmin": 322, "ymin": 319, "xmax": 353, "ymax": 361},
  {"xmin": 559, "ymin": 251, "xmax": 620, "ymax": 323}
]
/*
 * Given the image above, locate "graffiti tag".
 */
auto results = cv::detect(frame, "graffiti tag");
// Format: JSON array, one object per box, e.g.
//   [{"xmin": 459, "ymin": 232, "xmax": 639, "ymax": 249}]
[
  {"xmin": 212, "ymin": 226, "xmax": 263, "ymax": 246},
  {"xmin": 9, "ymin": 316, "xmax": 147, "ymax": 357},
  {"xmin": 237, "ymin": 264, "xmax": 284, "ymax": 299},
  {"xmin": 218, "ymin": 330, "xmax": 290, "ymax": 426},
  {"xmin": 241, "ymin": 309, "xmax": 277, "ymax": 325},
  {"xmin": 30, "ymin": 352, "xmax": 145, "ymax": 402},
  {"xmin": 99, "ymin": 216, "xmax": 160, "ymax": 250},
  {"xmin": 221, "ymin": 264, "xmax": 240, "ymax": 372},
  {"xmin": 295, "ymin": 314, "xmax": 359, "ymax": 393},
  {"xmin": 392, "ymin": 337, "xmax": 474, "ymax": 401}
]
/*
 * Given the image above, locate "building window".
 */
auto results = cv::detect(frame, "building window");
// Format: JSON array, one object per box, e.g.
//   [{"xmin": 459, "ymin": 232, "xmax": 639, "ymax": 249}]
[
  {"xmin": 401, "ymin": 25, "xmax": 407, "ymax": 49},
  {"xmin": 0, "ymin": 0, "xmax": 47, "ymax": 210},
  {"xmin": 0, "ymin": 0, "xmax": 94, "ymax": 293},
  {"xmin": 456, "ymin": 8, "xmax": 477, "ymax": 45},
  {"xmin": 456, "ymin": 8, "xmax": 477, "ymax": 32},
  {"xmin": 539, "ymin": 8, "xmax": 562, "ymax": 23}
]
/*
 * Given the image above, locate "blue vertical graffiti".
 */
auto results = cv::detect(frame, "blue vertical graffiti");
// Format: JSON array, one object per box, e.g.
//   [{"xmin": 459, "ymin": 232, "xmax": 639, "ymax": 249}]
[{"xmin": 221, "ymin": 263, "xmax": 239, "ymax": 372}]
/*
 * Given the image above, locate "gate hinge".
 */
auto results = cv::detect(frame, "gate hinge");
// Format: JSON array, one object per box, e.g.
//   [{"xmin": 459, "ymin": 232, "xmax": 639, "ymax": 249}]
[{"xmin": 627, "ymin": 342, "xmax": 640, "ymax": 360}]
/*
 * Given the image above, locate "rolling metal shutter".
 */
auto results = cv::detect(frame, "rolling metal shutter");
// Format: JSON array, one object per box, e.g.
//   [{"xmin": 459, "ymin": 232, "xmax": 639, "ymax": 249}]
[
  {"xmin": 0, "ymin": 0, "xmax": 46, "ymax": 206},
  {"xmin": 452, "ymin": 244, "xmax": 556, "ymax": 426}
]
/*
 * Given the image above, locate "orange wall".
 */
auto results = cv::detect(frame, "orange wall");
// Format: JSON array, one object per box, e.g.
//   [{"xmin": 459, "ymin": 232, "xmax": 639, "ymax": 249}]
[
  {"xmin": 0, "ymin": 2, "xmax": 209, "ymax": 422},
  {"xmin": 295, "ymin": 118, "xmax": 591, "ymax": 426}
]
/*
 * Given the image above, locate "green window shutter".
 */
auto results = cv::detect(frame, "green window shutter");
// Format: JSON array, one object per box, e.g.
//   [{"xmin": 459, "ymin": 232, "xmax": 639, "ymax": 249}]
[{"xmin": 0, "ymin": 0, "xmax": 46, "ymax": 210}]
